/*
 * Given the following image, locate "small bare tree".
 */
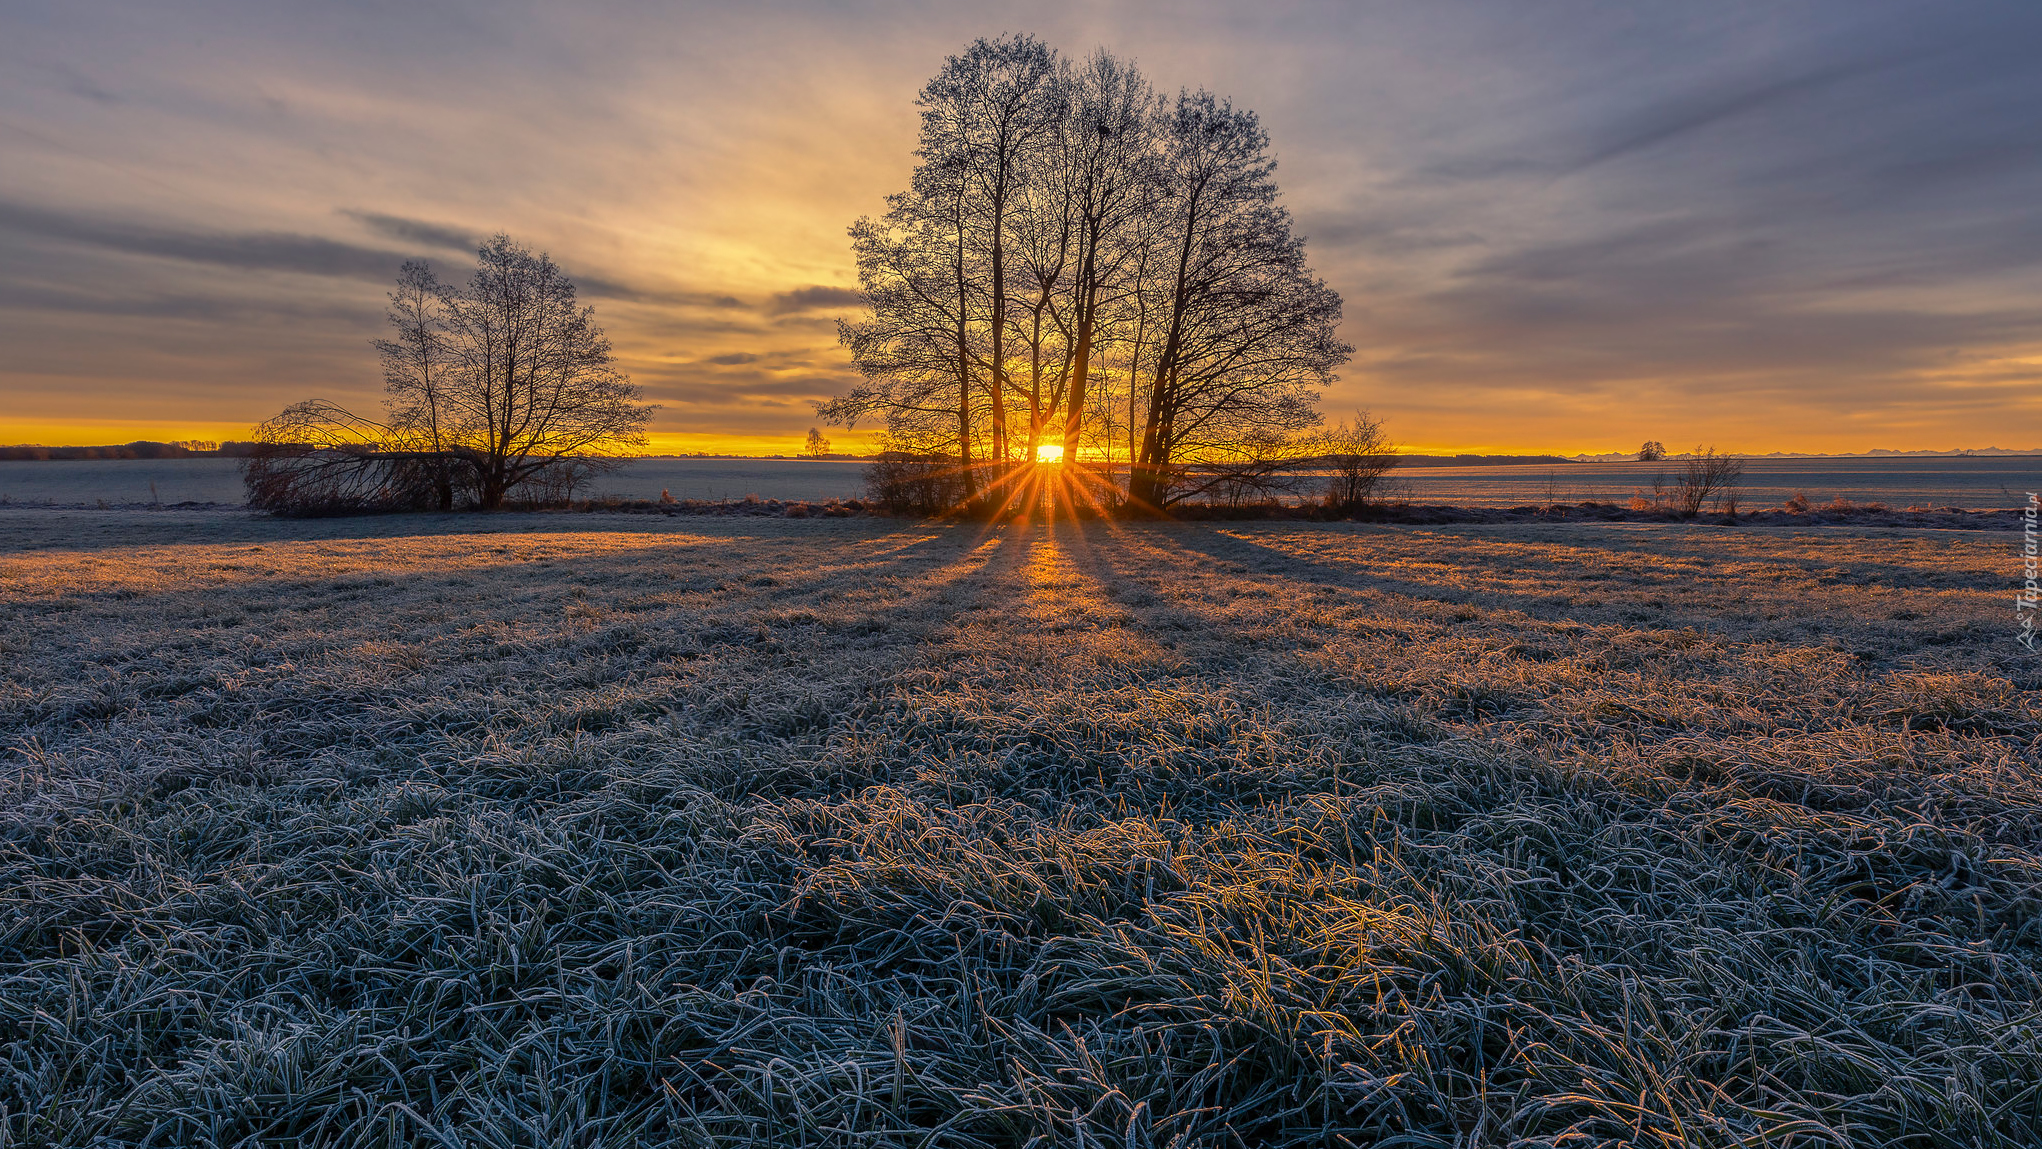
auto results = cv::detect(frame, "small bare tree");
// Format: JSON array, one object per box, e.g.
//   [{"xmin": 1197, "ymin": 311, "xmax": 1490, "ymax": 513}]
[
  {"xmin": 804, "ymin": 427, "xmax": 832, "ymax": 459},
  {"xmin": 1638, "ymin": 440, "xmax": 1666, "ymax": 462},
  {"xmin": 247, "ymin": 236, "xmax": 655, "ymax": 514},
  {"xmin": 1321, "ymin": 410, "xmax": 1397, "ymax": 513},
  {"xmin": 1673, "ymin": 445, "xmax": 1744, "ymax": 515}
]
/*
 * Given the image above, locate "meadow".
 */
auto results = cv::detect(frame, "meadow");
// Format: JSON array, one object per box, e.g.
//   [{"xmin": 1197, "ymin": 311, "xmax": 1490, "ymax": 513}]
[
  {"xmin": 1, "ymin": 507, "xmax": 2037, "ymax": 1147},
  {"xmin": 3, "ymin": 453, "xmax": 2035, "ymax": 511}
]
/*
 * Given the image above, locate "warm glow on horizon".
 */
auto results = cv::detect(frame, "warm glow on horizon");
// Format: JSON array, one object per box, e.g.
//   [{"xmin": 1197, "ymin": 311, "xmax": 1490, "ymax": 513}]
[{"xmin": 1035, "ymin": 443, "xmax": 1065, "ymax": 463}]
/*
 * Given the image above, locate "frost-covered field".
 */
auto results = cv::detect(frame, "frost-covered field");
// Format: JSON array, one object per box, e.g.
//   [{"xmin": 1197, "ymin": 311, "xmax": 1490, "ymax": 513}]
[{"xmin": 2, "ymin": 508, "xmax": 2038, "ymax": 1147}]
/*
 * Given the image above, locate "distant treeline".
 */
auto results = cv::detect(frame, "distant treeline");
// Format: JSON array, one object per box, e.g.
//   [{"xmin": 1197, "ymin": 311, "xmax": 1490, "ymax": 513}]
[
  {"xmin": 1395, "ymin": 454, "xmax": 1577, "ymax": 467},
  {"xmin": 0, "ymin": 441, "xmax": 262, "ymax": 460}
]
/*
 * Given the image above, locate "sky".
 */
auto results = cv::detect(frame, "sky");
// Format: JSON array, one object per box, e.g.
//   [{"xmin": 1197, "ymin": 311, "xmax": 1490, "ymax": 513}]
[{"xmin": 2, "ymin": 0, "xmax": 2039, "ymax": 456}]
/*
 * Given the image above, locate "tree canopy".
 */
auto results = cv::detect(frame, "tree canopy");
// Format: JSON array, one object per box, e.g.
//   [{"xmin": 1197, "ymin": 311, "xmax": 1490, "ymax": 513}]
[{"xmin": 820, "ymin": 35, "xmax": 1350, "ymax": 513}]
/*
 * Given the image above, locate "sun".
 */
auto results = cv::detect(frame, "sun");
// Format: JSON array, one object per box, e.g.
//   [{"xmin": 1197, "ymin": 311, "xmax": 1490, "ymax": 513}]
[{"xmin": 1035, "ymin": 443, "xmax": 1064, "ymax": 463}]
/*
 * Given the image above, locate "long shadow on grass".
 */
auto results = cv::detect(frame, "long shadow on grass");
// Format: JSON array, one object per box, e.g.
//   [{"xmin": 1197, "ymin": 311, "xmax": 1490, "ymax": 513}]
[{"xmin": 1156, "ymin": 523, "xmax": 1769, "ymax": 630}]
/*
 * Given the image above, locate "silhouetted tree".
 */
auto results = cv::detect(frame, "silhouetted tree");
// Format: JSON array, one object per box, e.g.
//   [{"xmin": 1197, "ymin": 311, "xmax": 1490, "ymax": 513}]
[
  {"xmin": 376, "ymin": 260, "xmax": 460, "ymax": 509},
  {"xmin": 926, "ymin": 35, "xmax": 1061, "ymax": 465},
  {"xmin": 247, "ymin": 236, "xmax": 655, "ymax": 514},
  {"xmin": 804, "ymin": 427, "xmax": 831, "ymax": 458},
  {"xmin": 1637, "ymin": 440, "xmax": 1666, "ymax": 462},
  {"xmin": 1673, "ymin": 445, "xmax": 1744, "ymax": 515},
  {"xmin": 1126, "ymin": 91, "xmax": 1345, "ymax": 508},
  {"xmin": 1321, "ymin": 410, "xmax": 1399, "ymax": 512},
  {"xmin": 1054, "ymin": 51, "xmax": 1161, "ymax": 464},
  {"xmin": 822, "ymin": 37, "xmax": 1347, "ymax": 517}
]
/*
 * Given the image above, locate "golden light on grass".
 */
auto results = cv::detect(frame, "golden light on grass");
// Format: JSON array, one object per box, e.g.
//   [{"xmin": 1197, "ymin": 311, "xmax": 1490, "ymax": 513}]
[{"xmin": 1035, "ymin": 443, "xmax": 1065, "ymax": 463}]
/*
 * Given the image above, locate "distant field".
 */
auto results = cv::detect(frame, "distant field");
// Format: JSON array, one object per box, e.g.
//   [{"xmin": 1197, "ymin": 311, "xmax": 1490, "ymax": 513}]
[
  {"xmin": 2, "ymin": 509, "xmax": 2037, "ymax": 1146},
  {"xmin": 4, "ymin": 453, "xmax": 2036, "ymax": 509}
]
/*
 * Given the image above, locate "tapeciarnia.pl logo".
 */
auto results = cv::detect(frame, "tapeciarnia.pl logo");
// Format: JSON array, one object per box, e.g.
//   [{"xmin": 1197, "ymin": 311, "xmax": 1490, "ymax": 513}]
[{"xmin": 2019, "ymin": 492, "xmax": 2038, "ymax": 649}]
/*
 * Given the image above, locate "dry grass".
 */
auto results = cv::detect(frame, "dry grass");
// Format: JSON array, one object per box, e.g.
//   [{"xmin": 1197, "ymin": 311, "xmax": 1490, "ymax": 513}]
[{"xmin": 1, "ymin": 507, "xmax": 2037, "ymax": 1147}]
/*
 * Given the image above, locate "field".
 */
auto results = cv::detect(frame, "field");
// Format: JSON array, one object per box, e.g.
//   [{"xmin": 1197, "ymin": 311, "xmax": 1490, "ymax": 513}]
[
  {"xmin": 2, "ymin": 507, "xmax": 2038, "ymax": 1147},
  {"xmin": 3, "ymin": 453, "xmax": 2036, "ymax": 510}
]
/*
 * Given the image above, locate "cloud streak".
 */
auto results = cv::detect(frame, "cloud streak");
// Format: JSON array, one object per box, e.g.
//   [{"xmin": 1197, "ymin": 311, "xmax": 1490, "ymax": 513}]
[{"xmin": 0, "ymin": 200, "xmax": 414, "ymax": 281}]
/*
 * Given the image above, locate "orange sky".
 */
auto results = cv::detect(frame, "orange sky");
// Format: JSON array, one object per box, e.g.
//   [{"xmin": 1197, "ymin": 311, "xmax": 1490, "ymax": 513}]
[{"xmin": 3, "ymin": 2, "xmax": 2039, "ymax": 456}]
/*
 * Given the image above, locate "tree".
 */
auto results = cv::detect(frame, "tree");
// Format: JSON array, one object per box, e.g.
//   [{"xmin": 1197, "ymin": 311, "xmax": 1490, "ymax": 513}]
[
  {"xmin": 1321, "ymin": 410, "xmax": 1398, "ymax": 512},
  {"xmin": 1673, "ymin": 445, "xmax": 1744, "ymax": 515},
  {"xmin": 923, "ymin": 35, "xmax": 1061, "ymax": 466},
  {"xmin": 1127, "ymin": 91, "xmax": 1347, "ymax": 509},
  {"xmin": 804, "ymin": 427, "xmax": 832, "ymax": 458},
  {"xmin": 1637, "ymin": 440, "xmax": 1666, "ymax": 462},
  {"xmin": 820, "ymin": 38, "xmax": 1348, "ymax": 518},
  {"xmin": 247, "ymin": 235, "xmax": 656, "ymax": 514},
  {"xmin": 1055, "ymin": 51, "xmax": 1161, "ymax": 463},
  {"xmin": 375, "ymin": 260, "xmax": 460, "ymax": 509},
  {"xmin": 822, "ymin": 204, "xmax": 978, "ymax": 476}
]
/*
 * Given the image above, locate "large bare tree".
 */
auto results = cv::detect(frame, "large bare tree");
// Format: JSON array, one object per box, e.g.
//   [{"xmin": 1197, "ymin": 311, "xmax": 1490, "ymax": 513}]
[
  {"xmin": 1128, "ymin": 92, "xmax": 1348, "ymax": 508},
  {"xmin": 820, "ymin": 38, "xmax": 1351, "ymax": 517},
  {"xmin": 922, "ymin": 35, "xmax": 1061, "ymax": 466},
  {"xmin": 1055, "ymin": 51, "xmax": 1161, "ymax": 463}
]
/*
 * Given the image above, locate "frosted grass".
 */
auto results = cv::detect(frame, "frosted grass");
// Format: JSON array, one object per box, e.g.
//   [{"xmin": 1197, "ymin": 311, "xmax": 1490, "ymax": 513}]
[{"xmin": 1, "ymin": 509, "xmax": 2036, "ymax": 1146}]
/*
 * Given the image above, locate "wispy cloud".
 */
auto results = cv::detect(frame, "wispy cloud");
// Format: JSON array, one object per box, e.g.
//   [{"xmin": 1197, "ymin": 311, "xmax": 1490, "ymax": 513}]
[
  {"xmin": 0, "ymin": 200, "xmax": 411, "ymax": 281},
  {"xmin": 339, "ymin": 210, "xmax": 477, "ymax": 254},
  {"xmin": 766, "ymin": 285, "xmax": 862, "ymax": 315}
]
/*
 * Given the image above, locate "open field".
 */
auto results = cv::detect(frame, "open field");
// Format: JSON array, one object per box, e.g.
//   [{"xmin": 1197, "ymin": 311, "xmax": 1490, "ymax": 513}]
[
  {"xmin": 4, "ymin": 454, "xmax": 2037, "ymax": 510},
  {"xmin": 2, "ymin": 507, "xmax": 2038, "ymax": 1147}
]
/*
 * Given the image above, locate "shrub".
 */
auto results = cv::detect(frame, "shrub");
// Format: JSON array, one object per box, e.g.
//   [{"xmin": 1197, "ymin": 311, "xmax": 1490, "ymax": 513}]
[
  {"xmin": 864, "ymin": 451, "xmax": 970, "ymax": 515},
  {"xmin": 1673, "ymin": 445, "xmax": 1744, "ymax": 515},
  {"xmin": 1321, "ymin": 411, "xmax": 1399, "ymax": 513},
  {"xmin": 243, "ymin": 444, "xmax": 455, "ymax": 516}
]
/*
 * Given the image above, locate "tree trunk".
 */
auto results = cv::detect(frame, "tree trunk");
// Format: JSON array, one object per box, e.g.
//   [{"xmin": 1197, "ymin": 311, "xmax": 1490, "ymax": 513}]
[
  {"xmin": 989, "ymin": 195, "xmax": 1010, "ymax": 468},
  {"xmin": 1061, "ymin": 223, "xmax": 1100, "ymax": 460},
  {"xmin": 953, "ymin": 184, "xmax": 977, "ymax": 500}
]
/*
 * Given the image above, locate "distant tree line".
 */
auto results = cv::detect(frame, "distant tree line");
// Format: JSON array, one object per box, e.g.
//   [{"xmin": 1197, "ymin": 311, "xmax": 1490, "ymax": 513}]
[
  {"xmin": 1, "ymin": 441, "xmax": 262, "ymax": 460},
  {"xmin": 819, "ymin": 35, "xmax": 1359, "ymax": 513},
  {"xmin": 245, "ymin": 236, "xmax": 655, "ymax": 514}
]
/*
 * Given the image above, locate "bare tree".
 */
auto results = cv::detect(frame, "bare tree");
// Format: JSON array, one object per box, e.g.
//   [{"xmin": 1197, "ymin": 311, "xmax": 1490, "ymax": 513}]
[
  {"xmin": 1673, "ymin": 445, "xmax": 1745, "ymax": 515},
  {"xmin": 247, "ymin": 236, "xmax": 655, "ymax": 514},
  {"xmin": 447, "ymin": 236, "xmax": 652, "ymax": 509},
  {"xmin": 1321, "ymin": 410, "xmax": 1398, "ymax": 512},
  {"xmin": 804, "ymin": 427, "xmax": 831, "ymax": 459},
  {"xmin": 375, "ymin": 260, "xmax": 460, "ymax": 509},
  {"xmin": 823, "ymin": 204, "xmax": 980, "ymax": 477},
  {"xmin": 1637, "ymin": 440, "xmax": 1666, "ymax": 462},
  {"xmin": 1127, "ymin": 91, "xmax": 1347, "ymax": 509},
  {"xmin": 921, "ymin": 36, "xmax": 1061, "ymax": 466},
  {"xmin": 822, "ymin": 39, "xmax": 1347, "ymax": 518},
  {"xmin": 242, "ymin": 402, "xmax": 448, "ymax": 515},
  {"xmin": 1056, "ymin": 51, "xmax": 1161, "ymax": 463}
]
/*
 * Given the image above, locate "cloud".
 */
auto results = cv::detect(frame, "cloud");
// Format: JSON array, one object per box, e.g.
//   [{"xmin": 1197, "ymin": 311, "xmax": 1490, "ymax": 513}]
[
  {"xmin": 766, "ymin": 285, "xmax": 862, "ymax": 315},
  {"xmin": 706, "ymin": 352, "xmax": 760, "ymax": 365},
  {"xmin": 0, "ymin": 200, "xmax": 411, "ymax": 281},
  {"xmin": 339, "ymin": 210, "xmax": 477, "ymax": 253},
  {"xmin": 1565, "ymin": 53, "xmax": 1914, "ymax": 174},
  {"xmin": 573, "ymin": 273, "xmax": 747, "ymax": 309}
]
